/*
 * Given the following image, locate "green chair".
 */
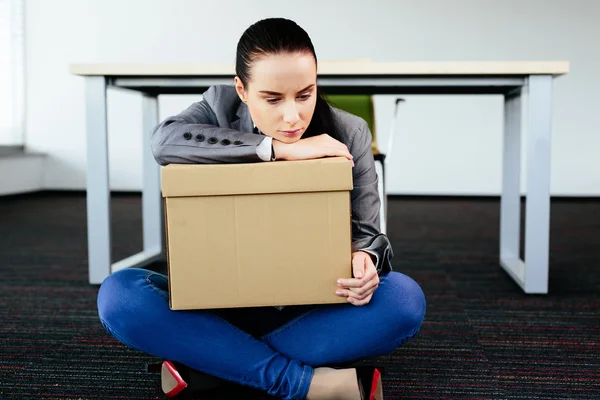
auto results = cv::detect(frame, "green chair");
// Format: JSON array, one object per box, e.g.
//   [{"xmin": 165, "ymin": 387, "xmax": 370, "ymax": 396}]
[{"xmin": 326, "ymin": 95, "xmax": 405, "ymax": 234}]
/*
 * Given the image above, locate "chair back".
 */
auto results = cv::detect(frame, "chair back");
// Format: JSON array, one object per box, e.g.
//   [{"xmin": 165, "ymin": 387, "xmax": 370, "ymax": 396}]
[{"xmin": 326, "ymin": 95, "xmax": 379, "ymax": 154}]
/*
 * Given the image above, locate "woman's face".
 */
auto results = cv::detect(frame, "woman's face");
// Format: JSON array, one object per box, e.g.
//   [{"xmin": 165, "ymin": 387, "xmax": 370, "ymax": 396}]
[{"xmin": 235, "ymin": 52, "xmax": 317, "ymax": 144}]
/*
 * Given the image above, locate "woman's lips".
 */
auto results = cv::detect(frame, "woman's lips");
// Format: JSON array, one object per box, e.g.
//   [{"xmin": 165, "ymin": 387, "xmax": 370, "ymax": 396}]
[{"xmin": 281, "ymin": 129, "xmax": 302, "ymax": 138}]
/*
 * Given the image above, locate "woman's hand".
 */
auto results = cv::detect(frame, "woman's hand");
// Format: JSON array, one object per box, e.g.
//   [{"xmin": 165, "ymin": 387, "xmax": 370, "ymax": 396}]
[
  {"xmin": 272, "ymin": 134, "xmax": 354, "ymax": 166},
  {"xmin": 335, "ymin": 251, "xmax": 380, "ymax": 306}
]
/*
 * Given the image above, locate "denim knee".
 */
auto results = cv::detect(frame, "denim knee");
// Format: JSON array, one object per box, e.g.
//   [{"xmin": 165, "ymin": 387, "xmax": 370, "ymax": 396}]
[
  {"xmin": 97, "ymin": 268, "xmax": 148, "ymax": 332},
  {"xmin": 384, "ymin": 272, "xmax": 426, "ymax": 337}
]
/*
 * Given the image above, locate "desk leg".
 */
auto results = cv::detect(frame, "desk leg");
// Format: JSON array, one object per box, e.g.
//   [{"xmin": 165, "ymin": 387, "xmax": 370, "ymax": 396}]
[
  {"xmin": 523, "ymin": 76, "xmax": 552, "ymax": 293},
  {"xmin": 111, "ymin": 93, "xmax": 164, "ymax": 273},
  {"xmin": 500, "ymin": 76, "xmax": 552, "ymax": 294},
  {"xmin": 85, "ymin": 77, "xmax": 111, "ymax": 285},
  {"xmin": 141, "ymin": 94, "xmax": 164, "ymax": 260},
  {"xmin": 500, "ymin": 89, "xmax": 524, "ymax": 288}
]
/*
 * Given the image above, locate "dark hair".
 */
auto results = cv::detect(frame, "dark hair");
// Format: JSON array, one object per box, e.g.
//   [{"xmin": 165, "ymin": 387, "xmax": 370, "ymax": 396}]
[{"xmin": 235, "ymin": 18, "xmax": 339, "ymax": 140}]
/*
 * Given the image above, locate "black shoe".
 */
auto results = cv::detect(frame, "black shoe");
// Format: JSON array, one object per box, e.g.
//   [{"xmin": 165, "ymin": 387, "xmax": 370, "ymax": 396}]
[
  {"xmin": 148, "ymin": 360, "xmax": 227, "ymax": 399},
  {"xmin": 356, "ymin": 366, "xmax": 384, "ymax": 400}
]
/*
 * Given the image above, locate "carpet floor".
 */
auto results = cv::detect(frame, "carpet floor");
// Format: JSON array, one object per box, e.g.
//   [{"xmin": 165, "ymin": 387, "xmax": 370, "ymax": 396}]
[{"xmin": 0, "ymin": 192, "xmax": 598, "ymax": 399}]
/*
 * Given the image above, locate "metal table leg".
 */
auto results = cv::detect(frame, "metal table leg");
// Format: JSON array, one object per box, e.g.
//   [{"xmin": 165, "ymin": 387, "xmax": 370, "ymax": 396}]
[
  {"xmin": 500, "ymin": 75, "xmax": 553, "ymax": 293},
  {"xmin": 111, "ymin": 93, "xmax": 164, "ymax": 273},
  {"xmin": 85, "ymin": 77, "xmax": 111, "ymax": 285},
  {"xmin": 86, "ymin": 85, "xmax": 164, "ymax": 284}
]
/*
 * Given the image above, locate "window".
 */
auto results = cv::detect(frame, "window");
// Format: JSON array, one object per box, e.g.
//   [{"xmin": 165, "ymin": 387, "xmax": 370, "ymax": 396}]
[{"xmin": 0, "ymin": 0, "xmax": 24, "ymax": 145}]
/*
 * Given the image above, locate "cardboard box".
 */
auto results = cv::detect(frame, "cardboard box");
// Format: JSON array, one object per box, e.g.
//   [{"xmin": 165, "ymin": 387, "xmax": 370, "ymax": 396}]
[{"xmin": 161, "ymin": 157, "xmax": 354, "ymax": 310}]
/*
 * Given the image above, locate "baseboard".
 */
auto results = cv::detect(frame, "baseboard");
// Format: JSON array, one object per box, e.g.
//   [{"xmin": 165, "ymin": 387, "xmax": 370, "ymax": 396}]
[
  {"xmin": 0, "ymin": 189, "xmax": 143, "ymax": 199},
  {"xmin": 4, "ymin": 189, "xmax": 598, "ymax": 202},
  {"xmin": 0, "ymin": 153, "xmax": 46, "ymax": 196},
  {"xmin": 387, "ymin": 194, "xmax": 600, "ymax": 201}
]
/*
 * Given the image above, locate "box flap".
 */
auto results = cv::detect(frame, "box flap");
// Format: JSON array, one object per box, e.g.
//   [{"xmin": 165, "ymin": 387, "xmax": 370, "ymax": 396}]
[{"xmin": 161, "ymin": 157, "xmax": 353, "ymax": 197}]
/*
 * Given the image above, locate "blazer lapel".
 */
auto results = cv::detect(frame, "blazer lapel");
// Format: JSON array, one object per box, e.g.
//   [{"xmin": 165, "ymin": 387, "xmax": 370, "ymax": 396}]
[{"xmin": 231, "ymin": 101, "xmax": 254, "ymax": 133}]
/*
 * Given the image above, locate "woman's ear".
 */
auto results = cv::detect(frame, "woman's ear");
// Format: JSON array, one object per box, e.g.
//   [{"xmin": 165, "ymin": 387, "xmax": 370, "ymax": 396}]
[{"xmin": 234, "ymin": 77, "xmax": 247, "ymax": 103}]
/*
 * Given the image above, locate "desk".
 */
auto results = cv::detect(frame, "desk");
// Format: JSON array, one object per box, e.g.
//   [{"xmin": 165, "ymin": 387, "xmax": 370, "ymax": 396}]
[{"xmin": 71, "ymin": 61, "xmax": 569, "ymax": 293}]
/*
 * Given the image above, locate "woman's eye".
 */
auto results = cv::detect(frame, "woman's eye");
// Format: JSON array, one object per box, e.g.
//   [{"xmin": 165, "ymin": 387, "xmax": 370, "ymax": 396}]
[{"xmin": 266, "ymin": 94, "xmax": 310, "ymax": 104}]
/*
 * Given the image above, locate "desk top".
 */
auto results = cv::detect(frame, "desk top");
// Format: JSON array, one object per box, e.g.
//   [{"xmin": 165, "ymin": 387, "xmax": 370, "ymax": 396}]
[{"xmin": 70, "ymin": 61, "xmax": 569, "ymax": 77}]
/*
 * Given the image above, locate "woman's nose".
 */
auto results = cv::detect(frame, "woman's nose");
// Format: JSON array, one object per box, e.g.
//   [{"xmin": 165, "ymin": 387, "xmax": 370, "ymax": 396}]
[{"xmin": 283, "ymin": 102, "xmax": 300, "ymax": 125}]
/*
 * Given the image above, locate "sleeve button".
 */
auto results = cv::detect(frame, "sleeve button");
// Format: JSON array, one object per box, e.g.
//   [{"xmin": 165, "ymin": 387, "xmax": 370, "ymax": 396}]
[
  {"xmin": 221, "ymin": 139, "xmax": 231, "ymax": 146},
  {"xmin": 183, "ymin": 132, "xmax": 192, "ymax": 140},
  {"xmin": 233, "ymin": 140, "xmax": 243, "ymax": 145},
  {"xmin": 208, "ymin": 137, "xmax": 218, "ymax": 144},
  {"xmin": 195, "ymin": 134, "xmax": 205, "ymax": 142}
]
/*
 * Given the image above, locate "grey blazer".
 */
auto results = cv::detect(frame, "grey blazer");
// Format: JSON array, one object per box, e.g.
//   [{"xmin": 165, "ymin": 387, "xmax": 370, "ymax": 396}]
[{"xmin": 151, "ymin": 85, "xmax": 393, "ymax": 275}]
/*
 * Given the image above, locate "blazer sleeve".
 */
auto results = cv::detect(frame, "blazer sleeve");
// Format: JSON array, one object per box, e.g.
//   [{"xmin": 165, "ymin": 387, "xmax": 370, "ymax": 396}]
[
  {"xmin": 348, "ymin": 120, "xmax": 394, "ymax": 275},
  {"xmin": 150, "ymin": 99, "xmax": 266, "ymax": 165}
]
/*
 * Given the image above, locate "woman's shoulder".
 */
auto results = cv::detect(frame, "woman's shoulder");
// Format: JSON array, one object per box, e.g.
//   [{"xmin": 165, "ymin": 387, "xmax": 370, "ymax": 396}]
[
  {"xmin": 330, "ymin": 106, "xmax": 371, "ymax": 148},
  {"xmin": 202, "ymin": 85, "xmax": 240, "ymax": 108},
  {"xmin": 199, "ymin": 85, "xmax": 243, "ymax": 122}
]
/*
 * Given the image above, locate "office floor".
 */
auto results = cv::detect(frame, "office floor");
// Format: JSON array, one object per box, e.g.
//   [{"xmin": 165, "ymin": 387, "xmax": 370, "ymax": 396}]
[{"xmin": 0, "ymin": 192, "xmax": 598, "ymax": 399}]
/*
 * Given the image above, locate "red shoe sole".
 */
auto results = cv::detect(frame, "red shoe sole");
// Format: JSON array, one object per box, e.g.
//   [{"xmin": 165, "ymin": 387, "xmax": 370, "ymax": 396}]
[
  {"xmin": 161, "ymin": 361, "xmax": 188, "ymax": 398},
  {"xmin": 370, "ymin": 368, "xmax": 382, "ymax": 400}
]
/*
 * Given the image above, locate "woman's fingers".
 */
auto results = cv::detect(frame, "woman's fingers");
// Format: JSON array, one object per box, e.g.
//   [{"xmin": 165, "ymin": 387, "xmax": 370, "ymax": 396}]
[
  {"xmin": 335, "ymin": 280, "xmax": 378, "ymax": 301},
  {"xmin": 283, "ymin": 134, "xmax": 354, "ymax": 165},
  {"xmin": 329, "ymin": 138, "xmax": 351, "ymax": 154},
  {"xmin": 318, "ymin": 146, "xmax": 353, "ymax": 165},
  {"xmin": 351, "ymin": 277, "xmax": 379, "ymax": 297},
  {"xmin": 348, "ymin": 294, "xmax": 373, "ymax": 306},
  {"xmin": 351, "ymin": 281, "xmax": 379, "ymax": 299},
  {"xmin": 330, "ymin": 147, "xmax": 354, "ymax": 165},
  {"xmin": 336, "ymin": 287, "xmax": 374, "ymax": 303},
  {"xmin": 336, "ymin": 289, "xmax": 373, "ymax": 306},
  {"xmin": 336, "ymin": 264, "xmax": 379, "ymax": 305},
  {"xmin": 337, "ymin": 267, "xmax": 377, "ymax": 289},
  {"xmin": 321, "ymin": 135, "xmax": 351, "ymax": 155}
]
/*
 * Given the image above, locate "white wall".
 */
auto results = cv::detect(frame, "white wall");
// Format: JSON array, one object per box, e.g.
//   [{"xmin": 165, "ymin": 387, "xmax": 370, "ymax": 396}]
[
  {"xmin": 0, "ymin": 0, "xmax": 25, "ymax": 145},
  {"xmin": 24, "ymin": 0, "xmax": 600, "ymax": 195}
]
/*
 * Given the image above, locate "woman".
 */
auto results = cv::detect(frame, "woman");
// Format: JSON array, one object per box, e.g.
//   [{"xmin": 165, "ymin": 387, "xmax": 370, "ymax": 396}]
[{"xmin": 97, "ymin": 18, "xmax": 426, "ymax": 400}]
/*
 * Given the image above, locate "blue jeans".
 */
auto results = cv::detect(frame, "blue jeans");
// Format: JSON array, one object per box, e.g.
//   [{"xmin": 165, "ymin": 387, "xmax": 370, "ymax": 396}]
[{"xmin": 97, "ymin": 268, "xmax": 426, "ymax": 400}]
